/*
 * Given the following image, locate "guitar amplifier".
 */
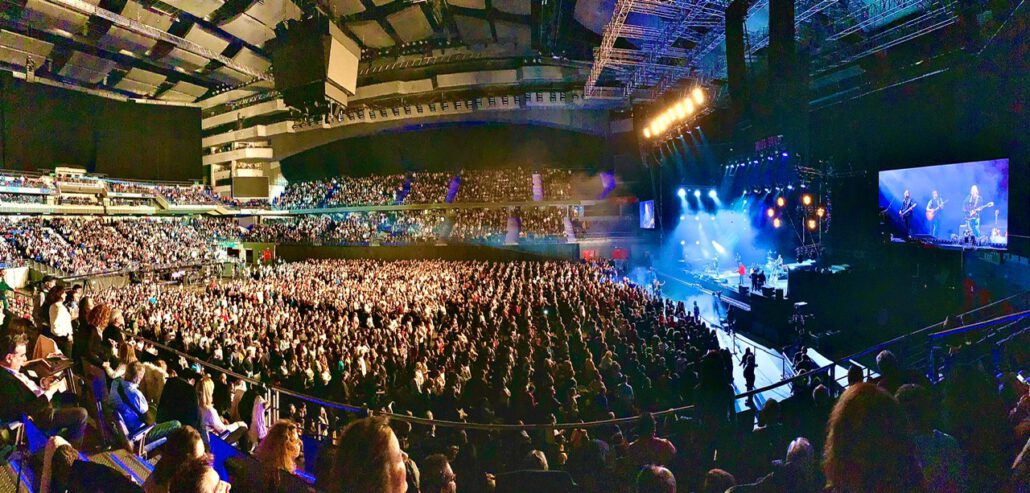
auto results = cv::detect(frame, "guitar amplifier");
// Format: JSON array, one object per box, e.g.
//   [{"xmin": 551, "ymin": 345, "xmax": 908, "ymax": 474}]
[
  {"xmin": 738, "ymin": 286, "xmax": 750, "ymax": 296},
  {"xmin": 761, "ymin": 287, "xmax": 775, "ymax": 297}
]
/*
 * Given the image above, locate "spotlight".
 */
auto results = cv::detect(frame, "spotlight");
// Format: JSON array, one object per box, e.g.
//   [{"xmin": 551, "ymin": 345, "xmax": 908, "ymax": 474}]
[
  {"xmin": 807, "ymin": 218, "xmax": 817, "ymax": 230},
  {"xmin": 650, "ymin": 121, "xmax": 660, "ymax": 136},
  {"xmin": 816, "ymin": 207, "xmax": 825, "ymax": 218},
  {"xmin": 773, "ymin": 218, "xmax": 782, "ymax": 228},
  {"xmin": 643, "ymin": 128, "xmax": 652, "ymax": 139},
  {"xmin": 695, "ymin": 240, "xmax": 700, "ymax": 245},
  {"xmin": 787, "ymin": 185, "xmax": 794, "ymax": 190},
  {"xmin": 708, "ymin": 189, "xmax": 717, "ymax": 199},
  {"xmin": 684, "ymin": 99, "xmax": 695, "ymax": 115},
  {"xmin": 776, "ymin": 197, "xmax": 786, "ymax": 207},
  {"xmin": 677, "ymin": 188, "xmax": 687, "ymax": 199},
  {"xmin": 679, "ymin": 215, "xmax": 685, "ymax": 220},
  {"xmin": 675, "ymin": 103, "xmax": 686, "ymax": 120},
  {"xmin": 694, "ymin": 190, "xmax": 702, "ymax": 198},
  {"xmin": 695, "ymin": 216, "xmax": 700, "ymax": 221},
  {"xmin": 766, "ymin": 208, "xmax": 775, "ymax": 218},
  {"xmin": 802, "ymin": 194, "xmax": 813, "ymax": 206},
  {"xmin": 680, "ymin": 240, "xmax": 686, "ymax": 245},
  {"xmin": 691, "ymin": 87, "xmax": 705, "ymax": 105}
]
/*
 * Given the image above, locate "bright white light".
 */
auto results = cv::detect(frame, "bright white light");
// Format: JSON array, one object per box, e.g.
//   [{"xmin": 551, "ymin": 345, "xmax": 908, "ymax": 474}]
[
  {"xmin": 711, "ymin": 241, "xmax": 727, "ymax": 255},
  {"xmin": 708, "ymin": 189, "xmax": 717, "ymax": 199},
  {"xmin": 694, "ymin": 190, "xmax": 702, "ymax": 198},
  {"xmin": 677, "ymin": 188, "xmax": 687, "ymax": 199},
  {"xmin": 679, "ymin": 215, "xmax": 685, "ymax": 221},
  {"xmin": 692, "ymin": 87, "xmax": 705, "ymax": 105},
  {"xmin": 680, "ymin": 240, "xmax": 686, "ymax": 245}
]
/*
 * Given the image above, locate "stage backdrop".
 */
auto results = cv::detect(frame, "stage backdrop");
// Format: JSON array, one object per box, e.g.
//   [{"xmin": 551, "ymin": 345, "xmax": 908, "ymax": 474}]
[{"xmin": 0, "ymin": 73, "xmax": 203, "ymax": 180}]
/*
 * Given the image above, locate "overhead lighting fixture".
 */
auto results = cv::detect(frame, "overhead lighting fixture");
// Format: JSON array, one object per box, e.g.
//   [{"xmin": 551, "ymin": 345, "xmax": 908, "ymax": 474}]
[{"xmin": 692, "ymin": 87, "xmax": 705, "ymax": 105}]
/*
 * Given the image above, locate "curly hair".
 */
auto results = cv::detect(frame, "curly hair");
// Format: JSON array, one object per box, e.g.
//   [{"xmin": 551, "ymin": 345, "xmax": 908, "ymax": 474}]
[
  {"xmin": 87, "ymin": 304, "xmax": 113, "ymax": 330},
  {"xmin": 254, "ymin": 420, "xmax": 302, "ymax": 473}
]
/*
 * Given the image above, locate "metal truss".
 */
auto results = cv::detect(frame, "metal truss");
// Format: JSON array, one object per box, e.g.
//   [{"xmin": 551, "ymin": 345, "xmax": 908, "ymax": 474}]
[
  {"xmin": 585, "ymin": 0, "xmax": 636, "ymax": 98},
  {"xmin": 822, "ymin": 0, "xmax": 956, "ymax": 69},
  {"xmin": 828, "ymin": 0, "xmax": 933, "ymax": 41},
  {"xmin": 747, "ymin": 0, "xmax": 841, "ymax": 55}
]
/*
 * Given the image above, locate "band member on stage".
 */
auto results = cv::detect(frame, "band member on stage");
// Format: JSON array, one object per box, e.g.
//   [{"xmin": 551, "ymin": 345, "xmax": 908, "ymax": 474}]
[
  {"xmin": 738, "ymin": 262, "xmax": 746, "ymax": 286},
  {"xmin": 963, "ymin": 185, "xmax": 983, "ymax": 238},
  {"xmin": 899, "ymin": 190, "xmax": 917, "ymax": 238},
  {"xmin": 925, "ymin": 190, "xmax": 944, "ymax": 237}
]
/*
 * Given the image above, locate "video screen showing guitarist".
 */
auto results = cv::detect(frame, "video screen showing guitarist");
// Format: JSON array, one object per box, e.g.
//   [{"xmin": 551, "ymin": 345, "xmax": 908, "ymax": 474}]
[
  {"xmin": 925, "ymin": 190, "xmax": 946, "ymax": 237},
  {"xmin": 963, "ymin": 185, "xmax": 994, "ymax": 240},
  {"xmin": 899, "ymin": 190, "xmax": 917, "ymax": 238}
]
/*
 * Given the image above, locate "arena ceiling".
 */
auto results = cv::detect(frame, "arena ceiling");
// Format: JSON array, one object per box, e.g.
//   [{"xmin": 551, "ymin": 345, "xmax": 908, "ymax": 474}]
[
  {"xmin": 0, "ymin": 0, "xmax": 594, "ymax": 104},
  {"xmin": 0, "ymin": 0, "xmax": 1000, "ymax": 107}
]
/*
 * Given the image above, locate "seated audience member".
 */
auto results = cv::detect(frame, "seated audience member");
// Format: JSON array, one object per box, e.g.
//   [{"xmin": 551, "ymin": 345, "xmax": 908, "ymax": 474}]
[
  {"xmin": 420, "ymin": 454, "xmax": 457, "ymax": 493},
  {"xmin": 0, "ymin": 333, "xmax": 88, "ymax": 446},
  {"xmin": 140, "ymin": 359, "xmax": 169, "ymax": 404},
  {"xmin": 875, "ymin": 350, "xmax": 904, "ymax": 394},
  {"xmin": 38, "ymin": 436, "xmax": 142, "ymax": 493},
  {"xmin": 895, "ymin": 383, "xmax": 967, "ymax": 492},
  {"xmin": 157, "ymin": 367, "xmax": 204, "ymax": 442},
  {"xmin": 846, "ymin": 364, "xmax": 864, "ymax": 386},
  {"xmin": 703, "ymin": 469, "xmax": 736, "ymax": 493},
  {"xmin": 145, "ymin": 426, "xmax": 209, "ymax": 493},
  {"xmin": 495, "ymin": 449, "xmax": 576, "ymax": 493},
  {"xmin": 627, "ymin": 412, "xmax": 677, "ymax": 468},
  {"xmin": 331, "ymin": 416, "xmax": 408, "ymax": 493},
  {"xmin": 110, "ymin": 361, "xmax": 181, "ymax": 443},
  {"xmin": 823, "ymin": 383, "xmax": 924, "ymax": 493},
  {"xmin": 169, "ymin": 456, "xmax": 229, "ymax": 493},
  {"xmin": 254, "ymin": 419, "xmax": 303, "ymax": 477},
  {"xmin": 730, "ymin": 437, "xmax": 822, "ymax": 493},
  {"xmin": 636, "ymin": 465, "xmax": 676, "ymax": 493},
  {"xmin": 198, "ymin": 375, "xmax": 248, "ymax": 445}
]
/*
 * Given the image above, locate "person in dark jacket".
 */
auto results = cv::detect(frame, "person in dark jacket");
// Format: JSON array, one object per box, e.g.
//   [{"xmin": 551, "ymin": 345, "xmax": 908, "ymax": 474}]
[
  {"xmin": 157, "ymin": 367, "xmax": 205, "ymax": 443},
  {"xmin": 0, "ymin": 333, "xmax": 88, "ymax": 447}
]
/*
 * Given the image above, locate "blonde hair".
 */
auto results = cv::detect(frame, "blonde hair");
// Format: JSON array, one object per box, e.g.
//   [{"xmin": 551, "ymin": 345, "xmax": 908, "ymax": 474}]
[
  {"xmin": 254, "ymin": 420, "xmax": 302, "ymax": 473},
  {"xmin": 197, "ymin": 375, "xmax": 215, "ymax": 409}
]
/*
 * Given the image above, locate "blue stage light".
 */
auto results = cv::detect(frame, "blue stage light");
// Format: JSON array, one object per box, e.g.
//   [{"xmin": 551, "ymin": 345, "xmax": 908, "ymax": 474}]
[
  {"xmin": 677, "ymin": 188, "xmax": 687, "ymax": 198},
  {"xmin": 708, "ymin": 189, "xmax": 717, "ymax": 199},
  {"xmin": 694, "ymin": 190, "xmax": 701, "ymax": 198}
]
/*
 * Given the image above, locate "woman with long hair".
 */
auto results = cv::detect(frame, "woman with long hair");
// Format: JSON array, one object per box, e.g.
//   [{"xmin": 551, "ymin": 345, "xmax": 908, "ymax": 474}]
[
  {"xmin": 254, "ymin": 419, "xmax": 303, "ymax": 488},
  {"xmin": 197, "ymin": 375, "xmax": 248, "ymax": 446},
  {"xmin": 45, "ymin": 286, "xmax": 73, "ymax": 355},
  {"xmin": 823, "ymin": 383, "xmax": 925, "ymax": 493}
]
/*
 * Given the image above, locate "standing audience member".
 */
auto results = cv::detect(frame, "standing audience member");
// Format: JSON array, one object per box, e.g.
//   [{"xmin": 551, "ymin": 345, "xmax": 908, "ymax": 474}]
[
  {"xmin": 626, "ymin": 413, "xmax": 677, "ymax": 468},
  {"xmin": 46, "ymin": 286, "xmax": 74, "ymax": 355}
]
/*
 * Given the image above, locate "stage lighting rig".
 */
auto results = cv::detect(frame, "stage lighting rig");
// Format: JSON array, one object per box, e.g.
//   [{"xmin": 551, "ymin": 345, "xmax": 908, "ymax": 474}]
[{"xmin": 641, "ymin": 87, "xmax": 707, "ymax": 141}]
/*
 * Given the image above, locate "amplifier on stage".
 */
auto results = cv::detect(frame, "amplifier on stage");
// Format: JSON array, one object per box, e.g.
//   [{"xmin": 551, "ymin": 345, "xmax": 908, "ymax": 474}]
[
  {"xmin": 762, "ymin": 287, "xmax": 775, "ymax": 297},
  {"xmin": 775, "ymin": 288, "xmax": 784, "ymax": 300},
  {"xmin": 739, "ymin": 286, "xmax": 750, "ymax": 296}
]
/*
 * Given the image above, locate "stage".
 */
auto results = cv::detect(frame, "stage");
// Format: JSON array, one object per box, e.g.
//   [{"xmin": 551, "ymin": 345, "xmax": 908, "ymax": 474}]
[{"xmin": 680, "ymin": 259, "xmax": 815, "ymax": 299}]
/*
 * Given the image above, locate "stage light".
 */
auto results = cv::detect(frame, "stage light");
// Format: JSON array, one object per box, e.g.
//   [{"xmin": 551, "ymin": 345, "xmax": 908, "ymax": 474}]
[
  {"xmin": 679, "ymin": 215, "xmax": 685, "ymax": 221},
  {"xmin": 650, "ymin": 121, "xmax": 660, "ymax": 136},
  {"xmin": 643, "ymin": 128, "xmax": 651, "ymax": 139},
  {"xmin": 692, "ymin": 87, "xmax": 705, "ymax": 105},
  {"xmin": 680, "ymin": 240, "xmax": 686, "ymax": 245},
  {"xmin": 776, "ymin": 197, "xmax": 786, "ymax": 207},
  {"xmin": 787, "ymin": 185, "xmax": 794, "ymax": 190},
  {"xmin": 766, "ymin": 208, "xmax": 775, "ymax": 218},
  {"xmin": 773, "ymin": 218, "xmax": 782, "ymax": 228},
  {"xmin": 802, "ymin": 194, "xmax": 813, "ymax": 206},
  {"xmin": 675, "ymin": 102, "xmax": 686, "ymax": 120},
  {"xmin": 782, "ymin": 152, "xmax": 789, "ymax": 158},
  {"xmin": 816, "ymin": 207, "xmax": 825, "ymax": 218},
  {"xmin": 695, "ymin": 240, "xmax": 701, "ymax": 245},
  {"xmin": 694, "ymin": 190, "xmax": 702, "ymax": 198},
  {"xmin": 684, "ymin": 99, "xmax": 695, "ymax": 115},
  {"xmin": 677, "ymin": 188, "xmax": 687, "ymax": 198},
  {"xmin": 695, "ymin": 216, "xmax": 700, "ymax": 221},
  {"xmin": 807, "ymin": 218, "xmax": 817, "ymax": 230},
  {"xmin": 708, "ymin": 189, "xmax": 717, "ymax": 199}
]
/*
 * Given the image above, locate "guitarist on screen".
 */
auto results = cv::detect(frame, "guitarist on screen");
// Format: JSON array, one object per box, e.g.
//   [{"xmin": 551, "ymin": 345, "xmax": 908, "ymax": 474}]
[
  {"xmin": 963, "ymin": 185, "xmax": 994, "ymax": 242},
  {"xmin": 899, "ymin": 190, "xmax": 918, "ymax": 239},
  {"xmin": 925, "ymin": 190, "xmax": 946, "ymax": 237}
]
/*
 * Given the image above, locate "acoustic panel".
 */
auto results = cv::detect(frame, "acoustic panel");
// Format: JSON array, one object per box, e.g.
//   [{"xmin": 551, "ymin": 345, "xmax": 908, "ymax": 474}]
[
  {"xmin": 59, "ymin": 52, "xmax": 117, "ymax": 84},
  {"xmin": 454, "ymin": 15, "xmax": 492, "ymax": 43},
  {"xmin": 492, "ymin": 0, "xmax": 531, "ymax": 16},
  {"xmin": 346, "ymin": 20, "xmax": 395, "ymax": 48},
  {"xmin": 386, "ymin": 6, "xmax": 434, "ymax": 43},
  {"xmin": 221, "ymin": 14, "xmax": 276, "ymax": 46},
  {"xmin": 447, "ymin": 0, "xmax": 486, "ymax": 9},
  {"xmin": 161, "ymin": 0, "xmax": 224, "ymax": 19},
  {"xmin": 184, "ymin": 25, "xmax": 230, "ymax": 54}
]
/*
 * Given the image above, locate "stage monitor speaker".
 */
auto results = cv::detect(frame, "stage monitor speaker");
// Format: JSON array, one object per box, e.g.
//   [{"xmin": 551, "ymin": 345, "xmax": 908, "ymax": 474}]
[
  {"xmin": 775, "ymin": 288, "xmax": 784, "ymax": 300},
  {"xmin": 269, "ymin": 16, "xmax": 360, "ymax": 113},
  {"xmin": 762, "ymin": 287, "xmax": 775, "ymax": 297},
  {"xmin": 739, "ymin": 286, "xmax": 750, "ymax": 296}
]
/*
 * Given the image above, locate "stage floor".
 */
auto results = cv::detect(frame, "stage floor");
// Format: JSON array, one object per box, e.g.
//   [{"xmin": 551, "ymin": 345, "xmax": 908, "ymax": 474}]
[{"xmin": 690, "ymin": 259, "xmax": 815, "ymax": 297}]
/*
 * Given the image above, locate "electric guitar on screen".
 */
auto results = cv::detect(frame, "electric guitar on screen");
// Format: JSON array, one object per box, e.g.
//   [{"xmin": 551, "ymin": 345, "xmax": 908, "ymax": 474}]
[
  {"xmin": 899, "ymin": 202, "xmax": 918, "ymax": 218},
  {"xmin": 965, "ymin": 202, "xmax": 994, "ymax": 220},
  {"xmin": 925, "ymin": 198, "xmax": 947, "ymax": 221}
]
